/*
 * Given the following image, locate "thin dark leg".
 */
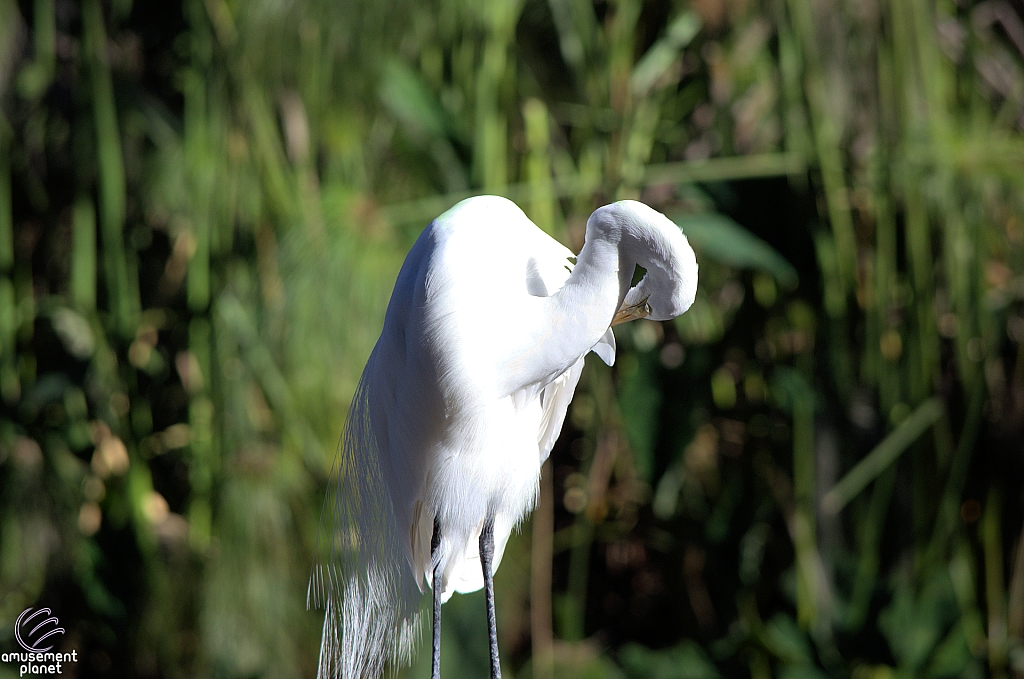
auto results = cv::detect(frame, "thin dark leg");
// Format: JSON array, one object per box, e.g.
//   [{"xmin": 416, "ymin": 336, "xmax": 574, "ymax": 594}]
[
  {"xmin": 431, "ymin": 517, "xmax": 442, "ymax": 679},
  {"xmin": 480, "ymin": 516, "xmax": 501, "ymax": 679}
]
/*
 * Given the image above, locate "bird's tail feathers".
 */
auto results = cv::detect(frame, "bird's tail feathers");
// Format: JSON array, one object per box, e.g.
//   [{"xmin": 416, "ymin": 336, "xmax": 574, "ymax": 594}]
[{"xmin": 309, "ymin": 372, "xmax": 422, "ymax": 679}]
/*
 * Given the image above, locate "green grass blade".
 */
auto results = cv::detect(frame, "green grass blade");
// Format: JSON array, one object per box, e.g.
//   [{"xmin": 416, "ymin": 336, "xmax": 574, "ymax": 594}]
[
  {"xmin": 822, "ymin": 397, "xmax": 944, "ymax": 515},
  {"xmin": 71, "ymin": 197, "xmax": 97, "ymax": 311},
  {"xmin": 84, "ymin": 0, "xmax": 137, "ymax": 336},
  {"xmin": 0, "ymin": 115, "xmax": 11, "ymax": 274},
  {"xmin": 630, "ymin": 12, "xmax": 700, "ymax": 96},
  {"xmin": 672, "ymin": 213, "xmax": 799, "ymax": 289}
]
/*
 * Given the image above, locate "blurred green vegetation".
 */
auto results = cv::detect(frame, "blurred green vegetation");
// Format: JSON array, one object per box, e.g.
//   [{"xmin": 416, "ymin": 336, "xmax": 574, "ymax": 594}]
[{"xmin": 1, "ymin": 0, "xmax": 1023, "ymax": 677}]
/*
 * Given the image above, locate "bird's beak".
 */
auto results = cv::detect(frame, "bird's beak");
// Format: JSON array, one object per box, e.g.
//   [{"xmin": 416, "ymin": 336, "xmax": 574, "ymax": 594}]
[{"xmin": 611, "ymin": 297, "xmax": 651, "ymax": 326}]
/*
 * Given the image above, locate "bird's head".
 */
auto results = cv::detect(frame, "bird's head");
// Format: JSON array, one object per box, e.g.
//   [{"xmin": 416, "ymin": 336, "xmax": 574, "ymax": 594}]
[{"xmin": 587, "ymin": 200, "xmax": 698, "ymax": 325}]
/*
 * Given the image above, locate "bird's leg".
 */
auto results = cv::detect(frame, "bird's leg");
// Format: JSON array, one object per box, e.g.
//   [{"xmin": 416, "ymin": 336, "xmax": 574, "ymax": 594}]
[
  {"xmin": 431, "ymin": 516, "xmax": 442, "ymax": 679},
  {"xmin": 480, "ymin": 516, "xmax": 501, "ymax": 679}
]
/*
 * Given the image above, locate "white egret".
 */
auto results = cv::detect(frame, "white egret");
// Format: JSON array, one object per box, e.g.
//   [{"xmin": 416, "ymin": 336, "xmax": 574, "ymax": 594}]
[{"xmin": 309, "ymin": 196, "xmax": 697, "ymax": 679}]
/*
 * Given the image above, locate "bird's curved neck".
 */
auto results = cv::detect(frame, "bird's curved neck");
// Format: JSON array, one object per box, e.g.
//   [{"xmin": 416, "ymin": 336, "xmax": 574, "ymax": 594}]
[
  {"xmin": 497, "ymin": 217, "xmax": 637, "ymax": 395},
  {"xmin": 557, "ymin": 230, "xmax": 634, "ymax": 340}
]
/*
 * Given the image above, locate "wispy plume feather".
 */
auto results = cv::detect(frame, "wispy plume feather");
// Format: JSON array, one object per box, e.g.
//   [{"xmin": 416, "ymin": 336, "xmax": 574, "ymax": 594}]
[{"xmin": 309, "ymin": 363, "xmax": 422, "ymax": 679}]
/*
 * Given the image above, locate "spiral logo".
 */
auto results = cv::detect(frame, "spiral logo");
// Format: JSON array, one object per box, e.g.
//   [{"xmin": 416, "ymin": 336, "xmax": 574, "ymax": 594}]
[{"xmin": 15, "ymin": 608, "xmax": 65, "ymax": 652}]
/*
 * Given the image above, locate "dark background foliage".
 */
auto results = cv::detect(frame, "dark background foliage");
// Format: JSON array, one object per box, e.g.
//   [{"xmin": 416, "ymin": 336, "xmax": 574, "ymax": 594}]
[{"xmin": 1, "ymin": 0, "xmax": 1023, "ymax": 677}]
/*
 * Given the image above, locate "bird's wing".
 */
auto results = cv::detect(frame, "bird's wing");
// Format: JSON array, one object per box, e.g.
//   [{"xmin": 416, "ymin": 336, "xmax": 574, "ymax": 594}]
[
  {"xmin": 537, "ymin": 357, "xmax": 584, "ymax": 461},
  {"xmin": 536, "ymin": 325, "xmax": 613, "ymax": 461}
]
